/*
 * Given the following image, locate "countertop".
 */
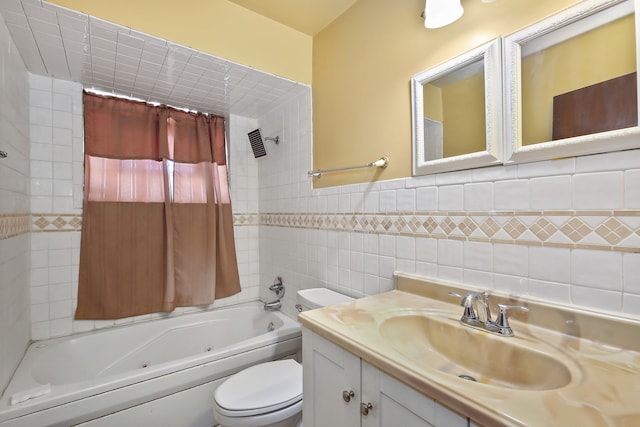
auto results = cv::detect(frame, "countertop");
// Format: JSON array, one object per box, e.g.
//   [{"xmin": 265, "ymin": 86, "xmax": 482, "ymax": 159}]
[{"xmin": 298, "ymin": 273, "xmax": 640, "ymax": 427}]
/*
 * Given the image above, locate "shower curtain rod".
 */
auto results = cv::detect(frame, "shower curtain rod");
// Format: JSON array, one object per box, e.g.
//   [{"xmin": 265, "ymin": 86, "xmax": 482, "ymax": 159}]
[{"xmin": 308, "ymin": 156, "xmax": 389, "ymax": 178}]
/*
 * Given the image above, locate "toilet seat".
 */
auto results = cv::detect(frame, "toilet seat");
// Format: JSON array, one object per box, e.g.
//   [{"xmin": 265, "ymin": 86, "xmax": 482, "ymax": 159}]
[{"xmin": 214, "ymin": 359, "xmax": 302, "ymax": 418}]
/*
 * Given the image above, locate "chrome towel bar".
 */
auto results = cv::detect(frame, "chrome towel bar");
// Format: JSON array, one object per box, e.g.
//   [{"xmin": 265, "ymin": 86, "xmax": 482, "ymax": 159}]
[{"xmin": 308, "ymin": 156, "xmax": 388, "ymax": 178}]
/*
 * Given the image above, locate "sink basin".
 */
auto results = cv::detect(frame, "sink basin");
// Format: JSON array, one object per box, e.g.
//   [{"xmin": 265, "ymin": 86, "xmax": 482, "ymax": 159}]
[{"xmin": 379, "ymin": 312, "xmax": 576, "ymax": 390}]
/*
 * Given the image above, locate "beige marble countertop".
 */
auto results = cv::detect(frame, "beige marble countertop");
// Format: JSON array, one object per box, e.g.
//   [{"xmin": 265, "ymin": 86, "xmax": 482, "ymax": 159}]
[{"xmin": 298, "ymin": 274, "xmax": 640, "ymax": 427}]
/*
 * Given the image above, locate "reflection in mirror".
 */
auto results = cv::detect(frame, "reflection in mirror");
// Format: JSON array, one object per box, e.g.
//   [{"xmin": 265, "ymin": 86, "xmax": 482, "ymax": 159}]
[
  {"xmin": 412, "ymin": 39, "xmax": 502, "ymax": 176},
  {"xmin": 522, "ymin": 4, "xmax": 636, "ymax": 145},
  {"xmin": 505, "ymin": 0, "xmax": 640, "ymax": 163},
  {"xmin": 423, "ymin": 59, "xmax": 486, "ymax": 159}
]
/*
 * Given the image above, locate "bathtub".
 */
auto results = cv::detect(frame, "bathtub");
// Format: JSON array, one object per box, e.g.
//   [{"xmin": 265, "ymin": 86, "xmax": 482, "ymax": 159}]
[{"xmin": 0, "ymin": 301, "xmax": 301, "ymax": 427}]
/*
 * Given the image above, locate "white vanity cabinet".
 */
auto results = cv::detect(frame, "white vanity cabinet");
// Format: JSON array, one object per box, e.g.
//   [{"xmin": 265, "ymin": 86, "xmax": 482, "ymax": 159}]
[{"xmin": 302, "ymin": 327, "xmax": 469, "ymax": 427}]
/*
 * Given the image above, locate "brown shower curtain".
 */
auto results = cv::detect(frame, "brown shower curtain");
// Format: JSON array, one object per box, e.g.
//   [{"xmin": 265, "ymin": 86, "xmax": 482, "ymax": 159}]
[{"xmin": 75, "ymin": 92, "xmax": 240, "ymax": 320}]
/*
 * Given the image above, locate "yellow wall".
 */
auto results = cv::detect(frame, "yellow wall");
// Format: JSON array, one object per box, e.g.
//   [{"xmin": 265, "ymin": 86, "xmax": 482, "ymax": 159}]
[
  {"xmin": 48, "ymin": 0, "xmax": 312, "ymax": 85},
  {"xmin": 441, "ymin": 72, "xmax": 486, "ymax": 158},
  {"xmin": 423, "ymin": 84, "xmax": 443, "ymax": 122},
  {"xmin": 312, "ymin": 0, "xmax": 581, "ymax": 187},
  {"xmin": 522, "ymin": 14, "xmax": 636, "ymax": 145},
  {"xmin": 423, "ymin": 73, "xmax": 485, "ymax": 158}
]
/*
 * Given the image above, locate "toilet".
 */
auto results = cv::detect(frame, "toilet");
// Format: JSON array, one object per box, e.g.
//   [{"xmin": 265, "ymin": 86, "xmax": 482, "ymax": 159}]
[{"xmin": 212, "ymin": 288, "xmax": 354, "ymax": 427}]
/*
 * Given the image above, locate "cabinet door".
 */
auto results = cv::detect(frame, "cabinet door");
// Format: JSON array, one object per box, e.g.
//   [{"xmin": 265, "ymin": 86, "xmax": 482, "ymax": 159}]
[
  {"xmin": 302, "ymin": 328, "xmax": 361, "ymax": 427},
  {"xmin": 361, "ymin": 361, "xmax": 437, "ymax": 427},
  {"xmin": 434, "ymin": 402, "xmax": 469, "ymax": 427}
]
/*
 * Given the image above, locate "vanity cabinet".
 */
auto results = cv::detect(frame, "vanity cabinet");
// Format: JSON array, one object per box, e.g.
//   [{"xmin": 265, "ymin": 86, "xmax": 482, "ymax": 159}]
[{"xmin": 302, "ymin": 327, "xmax": 469, "ymax": 427}]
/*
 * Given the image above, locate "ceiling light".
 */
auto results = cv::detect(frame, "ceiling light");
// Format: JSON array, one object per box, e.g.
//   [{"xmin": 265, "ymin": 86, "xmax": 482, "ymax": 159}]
[{"xmin": 424, "ymin": 0, "xmax": 464, "ymax": 29}]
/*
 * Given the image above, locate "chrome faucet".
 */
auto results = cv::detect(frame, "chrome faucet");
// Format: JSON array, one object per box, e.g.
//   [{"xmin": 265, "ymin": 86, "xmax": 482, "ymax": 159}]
[
  {"xmin": 263, "ymin": 300, "xmax": 282, "ymax": 311},
  {"xmin": 449, "ymin": 291, "xmax": 529, "ymax": 337},
  {"xmin": 264, "ymin": 276, "xmax": 285, "ymax": 311}
]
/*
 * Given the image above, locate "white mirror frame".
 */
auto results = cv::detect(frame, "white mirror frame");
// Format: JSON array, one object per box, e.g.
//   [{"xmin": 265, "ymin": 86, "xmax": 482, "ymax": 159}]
[
  {"xmin": 411, "ymin": 38, "xmax": 503, "ymax": 176},
  {"xmin": 503, "ymin": 0, "xmax": 640, "ymax": 164}
]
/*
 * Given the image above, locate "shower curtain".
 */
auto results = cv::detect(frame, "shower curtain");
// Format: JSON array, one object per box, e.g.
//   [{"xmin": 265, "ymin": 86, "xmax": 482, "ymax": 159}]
[{"xmin": 75, "ymin": 92, "xmax": 240, "ymax": 320}]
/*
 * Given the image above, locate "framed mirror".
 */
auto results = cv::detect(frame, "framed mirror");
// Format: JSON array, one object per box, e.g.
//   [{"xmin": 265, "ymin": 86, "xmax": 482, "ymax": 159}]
[
  {"xmin": 411, "ymin": 38, "xmax": 503, "ymax": 176},
  {"xmin": 504, "ymin": 0, "xmax": 639, "ymax": 163}
]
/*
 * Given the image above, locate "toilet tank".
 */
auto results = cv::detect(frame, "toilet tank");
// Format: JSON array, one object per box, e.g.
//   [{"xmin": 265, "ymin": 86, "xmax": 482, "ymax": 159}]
[{"xmin": 296, "ymin": 288, "xmax": 353, "ymax": 312}]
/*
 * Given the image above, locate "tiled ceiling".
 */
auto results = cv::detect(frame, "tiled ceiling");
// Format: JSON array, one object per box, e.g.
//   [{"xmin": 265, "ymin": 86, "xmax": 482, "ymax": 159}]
[{"xmin": 0, "ymin": 0, "xmax": 306, "ymax": 118}]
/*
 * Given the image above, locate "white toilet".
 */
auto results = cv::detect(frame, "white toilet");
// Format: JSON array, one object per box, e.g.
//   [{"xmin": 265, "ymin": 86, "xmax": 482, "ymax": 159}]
[{"xmin": 212, "ymin": 288, "xmax": 353, "ymax": 427}]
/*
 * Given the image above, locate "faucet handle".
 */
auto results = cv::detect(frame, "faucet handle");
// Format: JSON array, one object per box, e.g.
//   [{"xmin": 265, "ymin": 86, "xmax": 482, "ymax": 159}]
[
  {"xmin": 494, "ymin": 304, "xmax": 529, "ymax": 336},
  {"xmin": 269, "ymin": 276, "xmax": 285, "ymax": 298}
]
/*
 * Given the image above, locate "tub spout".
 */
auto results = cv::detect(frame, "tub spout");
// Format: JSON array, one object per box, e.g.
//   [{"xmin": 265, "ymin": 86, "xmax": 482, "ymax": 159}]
[{"xmin": 263, "ymin": 300, "xmax": 282, "ymax": 311}]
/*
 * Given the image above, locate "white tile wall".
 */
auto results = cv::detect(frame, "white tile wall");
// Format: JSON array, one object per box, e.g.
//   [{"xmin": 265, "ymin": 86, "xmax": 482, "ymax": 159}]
[
  {"xmin": 626, "ymin": 170, "xmax": 640, "ymax": 208},
  {"xmin": 29, "ymin": 74, "xmax": 83, "ymax": 215},
  {"xmin": 463, "ymin": 182, "xmax": 492, "ymax": 211},
  {"xmin": 494, "ymin": 179, "xmax": 529, "ymax": 210},
  {"xmin": 530, "ymin": 175, "xmax": 572, "ymax": 209},
  {"xmin": 572, "ymin": 171, "xmax": 624, "ymax": 209},
  {"xmin": 438, "ymin": 185, "xmax": 464, "ymax": 211},
  {"xmin": 0, "ymin": 15, "xmax": 30, "ymax": 394},
  {"xmin": 29, "ymin": 231, "xmax": 79, "ymax": 339},
  {"xmin": 0, "ymin": 235, "xmax": 30, "ymax": 394},
  {"xmin": 28, "ymin": 75, "xmax": 82, "ymax": 340},
  {"xmin": 228, "ymin": 113, "xmax": 261, "ymax": 296}
]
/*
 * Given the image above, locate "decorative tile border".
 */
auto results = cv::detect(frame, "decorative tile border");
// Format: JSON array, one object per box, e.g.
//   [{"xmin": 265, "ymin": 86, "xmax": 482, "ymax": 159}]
[
  {"xmin": 0, "ymin": 214, "xmax": 31, "ymax": 239},
  {"xmin": 233, "ymin": 214, "xmax": 260, "ymax": 226},
  {"xmin": 27, "ymin": 213, "xmax": 261, "ymax": 233},
  {"xmin": 32, "ymin": 214, "xmax": 82, "ymax": 232},
  {"xmin": 13, "ymin": 211, "xmax": 640, "ymax": 252},
  {"xmin": 261, "ymin": 211, "xmax": 640, "ymax": 253}
]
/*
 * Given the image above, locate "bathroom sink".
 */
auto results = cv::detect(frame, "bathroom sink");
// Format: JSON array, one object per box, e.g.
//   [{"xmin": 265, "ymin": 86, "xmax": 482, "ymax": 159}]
[{"xmin": 379, "ymin": 312, "xmax": 575, "ymax": 390}]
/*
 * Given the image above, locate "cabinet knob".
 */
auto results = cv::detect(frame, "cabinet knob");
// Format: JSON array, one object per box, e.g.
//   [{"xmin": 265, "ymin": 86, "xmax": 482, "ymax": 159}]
[
  {"xmin": 360, "ymin": 402, "xmax": 373, "ymax": 416},
  {"xmin": 342, "ymin": 390, "xmax": 355, "ymax": 403}
]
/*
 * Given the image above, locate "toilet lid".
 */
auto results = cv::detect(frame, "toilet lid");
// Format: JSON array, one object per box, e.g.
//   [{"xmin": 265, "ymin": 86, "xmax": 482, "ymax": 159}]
[{"xmin": 214, "ymin": 359, "xmax": 302, "ymax": 417}]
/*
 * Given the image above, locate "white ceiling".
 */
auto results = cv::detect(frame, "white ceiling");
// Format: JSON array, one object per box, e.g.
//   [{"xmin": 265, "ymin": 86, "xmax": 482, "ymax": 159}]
[
  {"xmin": 0, "ymin": 0, "xmax": 308, "ymax": 118},
  {"xmin": 227, "ymin": 0, "xmax": 358, "ymax": 35}
]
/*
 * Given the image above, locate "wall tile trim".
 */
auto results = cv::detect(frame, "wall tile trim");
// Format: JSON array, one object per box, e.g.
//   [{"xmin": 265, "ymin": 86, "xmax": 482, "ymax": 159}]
[
  {"xmin": 261, "ymin": 210, "xmax": 640, "ymax": 253},
  {"xmin": 25, "ymin": 213, "xmax": 260, "ymax": 235},
  {"xmin": 32, "ymin": 213, "xmax": 82, "ymax": 232},
  {"xmin": 20, "ymin": 210, "xmax": 639, "ymax": 254},
  {"xmin": 0, "ymin": 214, "xmax": 31, "ymax": 239}
]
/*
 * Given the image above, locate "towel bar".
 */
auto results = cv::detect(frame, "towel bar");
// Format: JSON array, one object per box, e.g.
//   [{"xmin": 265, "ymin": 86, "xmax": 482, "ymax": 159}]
[{"xmin": 308, "ymin": 157, "xmax": 388, "ymax": 178}]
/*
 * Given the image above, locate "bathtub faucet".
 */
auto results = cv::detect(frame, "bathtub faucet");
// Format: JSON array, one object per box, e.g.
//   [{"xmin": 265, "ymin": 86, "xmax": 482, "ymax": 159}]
[
  {"xmin": 263, "ymin": 300, "xmax": 282, "ymax": 311},
  {"xmin": 264, "ymin": 276, "xmax": 285, "ymax": 311}
]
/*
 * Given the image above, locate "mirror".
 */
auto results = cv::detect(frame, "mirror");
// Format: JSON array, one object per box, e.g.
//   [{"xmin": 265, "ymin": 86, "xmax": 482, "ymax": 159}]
[
  {"xmin": 504, "ymin": 0, "xmax": 640, "ymax": 163},
  {"xmin": 412, "ymin": 38, "xmax": 503, "ymax": 176}
]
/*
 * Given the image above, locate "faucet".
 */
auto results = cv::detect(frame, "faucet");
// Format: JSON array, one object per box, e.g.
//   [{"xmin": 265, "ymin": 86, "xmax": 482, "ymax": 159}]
[
  {"xmin": 264, "ymin": 276, "xmax": 285, "ymax": 311},
  {"xmin": 449, "ymin": 291, "xmax": 529, "ymax": 337},
  {"xmin": 263, "ymin": 300, "xmax": 282, "ymax": 311}
]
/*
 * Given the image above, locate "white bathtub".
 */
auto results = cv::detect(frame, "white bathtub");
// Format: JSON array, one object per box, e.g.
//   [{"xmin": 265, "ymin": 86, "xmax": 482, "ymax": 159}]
[{"xmin": 0, "ymin": 302, "xmax": 301, "ymax": 427}]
